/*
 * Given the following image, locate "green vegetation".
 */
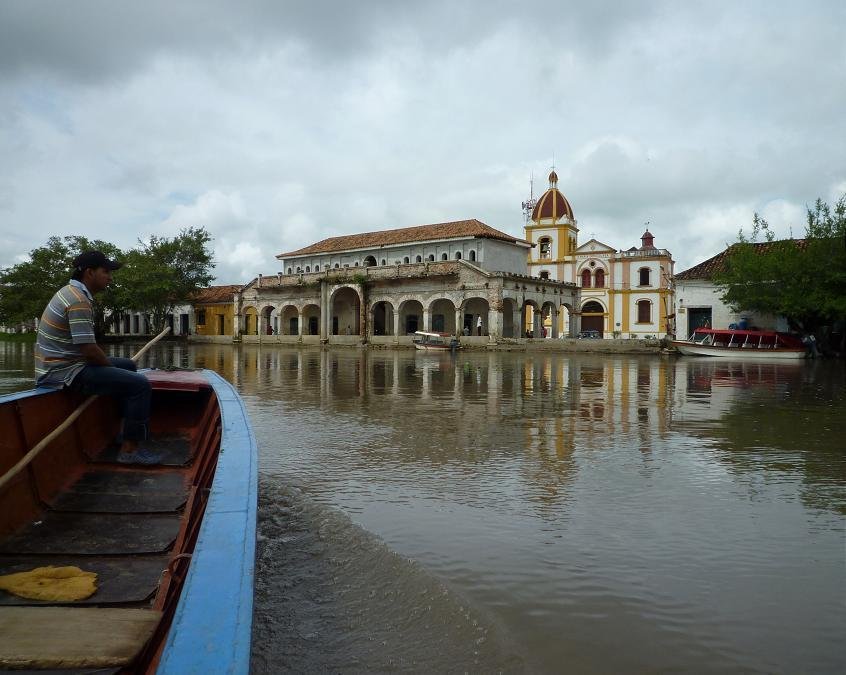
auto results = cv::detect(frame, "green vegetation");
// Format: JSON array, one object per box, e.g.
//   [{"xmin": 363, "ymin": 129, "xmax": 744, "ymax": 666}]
[
  {"xmin": 0, "ymin": 228, "xmax": 215, "ymax": 336},
  {"xmin": 714, "ymin": 194, "xmax": 845, "ymax": 352},
  {"xmin": 0, "ymin": 332, "xmax": 36, "ymax": 342}
]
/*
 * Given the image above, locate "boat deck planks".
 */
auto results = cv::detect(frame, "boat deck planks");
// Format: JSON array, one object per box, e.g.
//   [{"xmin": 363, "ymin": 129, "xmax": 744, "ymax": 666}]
[
  {"xmin": 49, "ymin": 470, "xmax": 188, "ymax": 513},
  {"xmin": 0, "ymin": 554, "xmax": 169, "ymax": 606},
  {"xmin": 92, "ymin": 435, "xmax": 192, "ymax": 467},
  {"xmin": 0, "ymin": 606, "xmax": 162, "ymax": 669},
  {"xmin": 0, "ymin": 512, "xmax": 181, "ymax": 556}
]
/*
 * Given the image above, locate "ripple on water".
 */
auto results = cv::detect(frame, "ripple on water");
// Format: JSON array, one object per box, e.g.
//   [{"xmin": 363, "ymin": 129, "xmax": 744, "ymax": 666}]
[{"xmin": 251, "ymin": 476, "xmax": 526, "ymax": 674}]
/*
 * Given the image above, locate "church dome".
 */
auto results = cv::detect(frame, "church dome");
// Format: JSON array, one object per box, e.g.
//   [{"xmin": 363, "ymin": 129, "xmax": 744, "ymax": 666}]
[{"xmin": 531, "ymin": 172, "xmax": 574, "ymax": 222}]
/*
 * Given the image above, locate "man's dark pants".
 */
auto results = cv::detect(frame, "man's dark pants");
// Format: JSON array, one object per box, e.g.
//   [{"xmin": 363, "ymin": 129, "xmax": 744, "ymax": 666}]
[{"xmin": 72, "ymin": 358, "xmax": 151, "ymax": 441}]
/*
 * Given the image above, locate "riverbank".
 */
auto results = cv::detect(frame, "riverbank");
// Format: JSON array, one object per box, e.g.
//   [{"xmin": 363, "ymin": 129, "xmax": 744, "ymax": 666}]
[
  {"xmin": 0, "ymin": 332, "xmax": 35, "ymax": 343},
  {"xmin": 189, "ymin": 333, "xmax": 671, "ymax": 354}
]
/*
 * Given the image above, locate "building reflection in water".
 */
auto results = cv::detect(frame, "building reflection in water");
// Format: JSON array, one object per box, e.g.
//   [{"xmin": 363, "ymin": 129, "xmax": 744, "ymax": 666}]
[
  {"xmin": 141, "ymin": 342, "xmax": 842, "ymax": 518},
  {"xmin": 186, "ymin": 346, "xmax": 690, "ymax": 514}
]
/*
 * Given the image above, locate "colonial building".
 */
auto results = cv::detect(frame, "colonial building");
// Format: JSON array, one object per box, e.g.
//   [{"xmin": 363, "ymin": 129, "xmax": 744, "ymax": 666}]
[
  {"xmin": 674, "ymin": 242, "xmax": 797, "ymax": 335},
  {"xmin": 191, "ymin": 285, "xmax": 242, "ymax": 340},
  {"xmin": 238, "ymin": 220, "xmax": 579, "ymax": 345},
  {"xmin": 524, "ymin": 171, "xmax": 675, "ymax": 338}
]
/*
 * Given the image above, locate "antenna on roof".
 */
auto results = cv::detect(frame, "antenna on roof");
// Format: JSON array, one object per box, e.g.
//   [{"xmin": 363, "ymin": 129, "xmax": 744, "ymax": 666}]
[{"xmin": 521, "ymin": 171, "xmax": 537, "ymax": 223}]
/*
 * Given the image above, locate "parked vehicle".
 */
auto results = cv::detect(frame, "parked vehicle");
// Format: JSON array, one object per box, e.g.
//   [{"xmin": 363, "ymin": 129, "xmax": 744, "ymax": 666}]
[{"xmin": 577, "ymin": 330, "xmax": 602, "ymax": 339}]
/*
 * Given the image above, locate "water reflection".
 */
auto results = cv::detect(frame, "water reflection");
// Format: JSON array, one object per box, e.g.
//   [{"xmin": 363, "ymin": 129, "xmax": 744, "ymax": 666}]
[{"xmin": 1, "ymin": 342, "xmax": 844, "ymax": 673}]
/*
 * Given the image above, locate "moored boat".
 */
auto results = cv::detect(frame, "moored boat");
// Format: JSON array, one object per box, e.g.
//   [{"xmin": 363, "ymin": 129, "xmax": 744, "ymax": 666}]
[
  {"xmin": 412, "ymin": 331, "xmax": 459, "ymax": 351},
  {"xmin": 671, "ymin": 328, "xmax": 806, "ymax": 360},
  {"xmin": 0, "ymin": 369, "xmax": 257, "ymax": 673}
]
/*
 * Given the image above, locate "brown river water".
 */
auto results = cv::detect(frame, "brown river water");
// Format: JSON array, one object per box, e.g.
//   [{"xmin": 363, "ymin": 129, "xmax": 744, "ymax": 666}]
[{"xmin": 1, "ymin": 341, "xmax": 844, "ymax": 673}]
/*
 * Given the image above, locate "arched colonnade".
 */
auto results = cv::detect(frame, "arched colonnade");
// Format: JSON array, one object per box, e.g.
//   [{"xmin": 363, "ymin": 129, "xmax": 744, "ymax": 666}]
[{"xmin": 239, "ymin": 284, "xmax": 581, "ymax": 340}]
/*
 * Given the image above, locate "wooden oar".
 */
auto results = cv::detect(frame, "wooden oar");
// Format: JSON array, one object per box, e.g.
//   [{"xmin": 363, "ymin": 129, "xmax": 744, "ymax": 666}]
[{"xmin": 0, "ymin": 326, "xmax": 171, "ymax": 492}]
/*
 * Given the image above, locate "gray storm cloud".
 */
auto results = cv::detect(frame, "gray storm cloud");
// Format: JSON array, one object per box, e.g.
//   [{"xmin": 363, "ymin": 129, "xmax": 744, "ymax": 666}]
[{"xmin": 1, "ymin": 0, "xmax": 844, "ymax": 283}]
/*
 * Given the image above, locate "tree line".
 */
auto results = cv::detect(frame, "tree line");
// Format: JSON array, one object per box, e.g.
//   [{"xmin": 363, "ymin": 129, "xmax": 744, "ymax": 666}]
[
  {"xmin": 714, "ymin": 194, "xmax": 846, "ymax": 354},
  {"xmin": 0, "ymin": 227, "xmax": 215, "ymax": 336}
]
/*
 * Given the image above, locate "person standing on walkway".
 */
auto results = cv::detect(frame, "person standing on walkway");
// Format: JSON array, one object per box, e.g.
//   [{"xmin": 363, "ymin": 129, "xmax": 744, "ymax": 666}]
[
  {"xmin": 34, "ymin": 251, "xmax": 159, "ymax": 465},
  {"xmin": 477, "ymin": 315, "xmax": 483, "ymax": 336}
]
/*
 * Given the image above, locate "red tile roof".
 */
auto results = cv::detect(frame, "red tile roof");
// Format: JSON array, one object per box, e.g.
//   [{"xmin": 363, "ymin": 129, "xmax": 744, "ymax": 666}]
[
  {"xmin": 277, "ymin": 219, "xmax": 528, "ymax": 258},
  {"xmin": 191, "ymin": 284, "xmax": 242, "ymax": 304},
  {"xmin": 675, "ymin": 239, "xmax": 807, "ymax": 280}
]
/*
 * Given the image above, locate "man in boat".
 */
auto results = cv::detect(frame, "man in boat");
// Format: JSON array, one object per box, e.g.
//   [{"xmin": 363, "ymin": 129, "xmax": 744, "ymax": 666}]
[{"xmin": 34, "ymin": 251, "xmax": 160, "ymax": 465}]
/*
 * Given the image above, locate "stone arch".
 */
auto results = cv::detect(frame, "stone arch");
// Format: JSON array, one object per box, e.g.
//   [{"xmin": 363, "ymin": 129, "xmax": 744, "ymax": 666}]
[
  {"xmin": 363, "ymin": 255, "xmax": 377, "ymax": 267},
  {"xmin": 428, "ymin": 298, "xmax": 457, "ymax": 334},
  {"xmin": 441, "ymin": 252, "xmax": 449, "ymax": 261},
  {"xmin": 371, "ymin": 300, "xmax": 395, "ymax": 336},
  {"xmin": 330, "ymin": 286, "xmax": 361, "ymax": 335},
  {"xmin": 462, "ymin": 296, "xmax": 490, "ymax": 336},
  {"xmin": 454, "ymin": 251, "xmax": 462, "ymax": 260},
  {"xmin": 469, "ymin": 249, "xmax": 476, "ymax": 262},
  {"xmin": 581, "ymin": 300, "xmax": 606, "ymax": 336},
  {"xmin": 521, "ymin": 299, "xmax": 541, "ymax": 338},
  {"xmin": 540, "ymin": 300, "xmax": 557, "ymax": 338},
  {"xmin": 280, "ymin": 304, "xmax": 299, "ymax": 335},
  {"xmin": 403, "ymin": 256, "xmax": 410, "ymax": 264},
  {"xmin": 302, "ymin": 303, "xmax": 320, "ymax": 335},
  {"xmin": 399, "ymin": 299, "xmax": 423, "ymax": 335},
  {"xmin": 415, "ymin": 255, "xmax": 422, "ymax": 263},
  {"xmin": 258, "ymin": 303, "xmax": 276, "ymax": 335},
  {"xmin": 428, "ymin": 254, "xmax": 435, "ymax": 262}
]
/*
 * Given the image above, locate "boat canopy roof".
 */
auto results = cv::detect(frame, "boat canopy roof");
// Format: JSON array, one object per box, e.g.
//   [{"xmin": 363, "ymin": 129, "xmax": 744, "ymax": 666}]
[
  {"xmin": 691, "ymin": 327, "xmax": 804, "ymax": 348},
  {"xmin": 413, "ymin": 331, "xmax": 450, "ymax": 338},
  {"xmin": 693, "ymin": 328, "xmax": 780, "ymax": 337}
]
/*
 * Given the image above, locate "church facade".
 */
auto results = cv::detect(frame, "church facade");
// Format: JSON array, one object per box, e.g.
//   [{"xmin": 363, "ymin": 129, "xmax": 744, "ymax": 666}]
[
  {"xmin": 236, "ymin": 173, "xmax": 675, "ymax": 344},
  {"xmin": 524, "ymin": 172, "xmax": 675, "ymax": 338}
]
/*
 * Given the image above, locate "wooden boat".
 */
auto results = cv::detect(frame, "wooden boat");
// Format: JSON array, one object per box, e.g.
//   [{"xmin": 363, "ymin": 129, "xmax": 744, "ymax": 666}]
[
  {"xmin": 412, "ymin": 331, "xmax": 459, "ymax": 351},
  {"xmin": 0, "ymin": 369, "xmax": 257, "ymax": 673},
  {"xmin": 671, "ymin": 328, "xmax": 806, "ymax": 360}
]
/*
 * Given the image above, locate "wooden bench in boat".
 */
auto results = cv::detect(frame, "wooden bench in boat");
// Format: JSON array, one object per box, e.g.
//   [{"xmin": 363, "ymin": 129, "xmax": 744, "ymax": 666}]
[{"xmin": 0, "ymin": 606, "xmax": 162, "ymax": 669}]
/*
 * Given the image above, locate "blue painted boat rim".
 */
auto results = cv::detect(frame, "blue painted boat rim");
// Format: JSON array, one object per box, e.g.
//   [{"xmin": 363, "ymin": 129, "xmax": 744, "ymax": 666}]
[{"xmin": 157, "ymin": 369, "xmax": 258, "ymax": 674}]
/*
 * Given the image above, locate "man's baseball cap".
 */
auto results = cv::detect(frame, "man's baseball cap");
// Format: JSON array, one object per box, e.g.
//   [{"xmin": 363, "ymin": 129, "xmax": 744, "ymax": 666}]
[{"xmin": 72, "ymin": 251, "xmax": 122, "ymax": 273}]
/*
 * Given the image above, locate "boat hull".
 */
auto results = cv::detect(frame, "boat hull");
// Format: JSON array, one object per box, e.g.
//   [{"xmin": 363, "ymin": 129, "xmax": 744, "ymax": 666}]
[
  {"xmin": 0, "ymin": 369, "xmax": 256, "ymax": 673},
  {"xmin": 672, "ymin": 341, "xmax": 806, "ymax": 360},
  {"xmin": 414, "ymin": 343, "xmax": 453, "ymax": 351}
]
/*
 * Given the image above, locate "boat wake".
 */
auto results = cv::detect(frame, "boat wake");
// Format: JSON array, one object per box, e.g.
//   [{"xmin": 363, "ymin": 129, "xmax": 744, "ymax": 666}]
[{"xmin": 251, "ymin": 476, "xmax": 524, "ymax": 674}]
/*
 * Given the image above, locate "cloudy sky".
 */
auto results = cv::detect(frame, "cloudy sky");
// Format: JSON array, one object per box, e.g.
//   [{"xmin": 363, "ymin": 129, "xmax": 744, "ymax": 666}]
[{"xmin": 1, "ymin": 0, "xmax": 844, "ymax": 283}]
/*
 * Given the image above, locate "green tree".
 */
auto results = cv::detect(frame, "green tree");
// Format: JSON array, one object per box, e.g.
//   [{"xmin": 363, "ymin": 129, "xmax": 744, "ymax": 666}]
[
  {"xmin": 116, "ymin": 228, "xmax": 215, "ymax": 332},
  {"xmin": 0, "ymin": 236, "xmax": 123, "ymax": 334},
  {"xmin": 715, "ymin": 194, "xmax": 846, "ymax": 344}
]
